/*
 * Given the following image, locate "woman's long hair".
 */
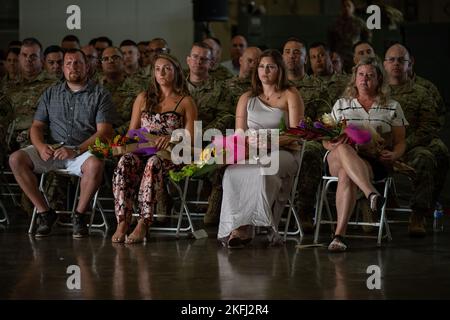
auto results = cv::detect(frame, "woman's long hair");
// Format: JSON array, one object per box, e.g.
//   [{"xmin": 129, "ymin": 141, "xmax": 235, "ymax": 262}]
[
  {"xmin": 142, "ymin": 53, "xmax": 189, "ymax": 112},
  {"xmin": 250, "ymin": 49, "xmax": 290, "ymax": 97},
  {"xmin": 342, "ymin": 56, "xmax": 390, "ymax": 107}
]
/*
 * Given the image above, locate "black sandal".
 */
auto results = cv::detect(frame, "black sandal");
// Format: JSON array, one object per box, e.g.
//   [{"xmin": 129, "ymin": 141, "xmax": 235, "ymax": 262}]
[{"xmin": 368, "ymin": 192, "xmax": 386, "ymax": 214}]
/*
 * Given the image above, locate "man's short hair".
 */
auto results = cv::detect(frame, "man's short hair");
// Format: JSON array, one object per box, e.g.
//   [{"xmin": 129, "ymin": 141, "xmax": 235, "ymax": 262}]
[
  {"xmin": 207, "ymin": 37, "xmax": 222, "ymax": 47},
  {"xmin": 150, "ymin": 37, "xmax": 169, "ymax": 47},
  {"xmin": 95, "ymin": 36, "xmax": 113, "ymax": 47},
  {"xmin": 62, "ymin": 34, "xmax": 80, "ymax": 45},
  {"xmin": 22, "ymin": 37, "xmax": 43, "ymax": 51},
  {"xmin": 63, "ymin": 48, "xmax": 87, "ymax": 63},
  {"xmin": 88, "ymin": 38, "xmax": 97, "ymax": 46},
  {"xmin": 383, "ymin": 41, "xmax": 411, "ymax": 58},
  {"xmin": 192, "ymin": 41, "xmax": 212, "ymax": 52},
  {"xmin": 44, "ymin": 45, "xmax": 64, "ymax": 58},
  {"xmin": 120, "ymin": 39, "xmax": 138, "ymax": 48},
  {"xmin": 309, "ymin": 41, "xmax": 330, "ymax": 53},
  {"xmin": 137, "ymin": 41, "xmax": 150, "ymax": 46},
  {"xmin": 352, "ymin": 40, "xmax": 374, "ymax": 53}
]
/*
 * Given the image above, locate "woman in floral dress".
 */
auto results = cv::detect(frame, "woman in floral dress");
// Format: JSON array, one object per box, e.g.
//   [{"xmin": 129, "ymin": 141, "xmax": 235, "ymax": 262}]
[{"xmin": 111, "ymin": 54, "xmax": 197, "ymax": 244}]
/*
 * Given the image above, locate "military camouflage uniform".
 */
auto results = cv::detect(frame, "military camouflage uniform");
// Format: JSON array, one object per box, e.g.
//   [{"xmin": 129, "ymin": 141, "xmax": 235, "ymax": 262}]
[
  {"xmin": 209, "ymin": 64, "xmax": 234, "ymax": 82},
  {"xmin": 312, "ymin": 74, "xmax": 350, "ymax": 108},
  {"xmin": 412, "ymin": 73, "xmax": 447, "ymax": 129},
  {"xmin": 3, "ymin": 72, "xmax": 57, "ymax": 150},
  {"xmin": 290, "ymin": 76, "xmax": 329, "ymax": 225},
  {"xmin": 187, "ymin": 77, "xmax": 235, "ymax": 133},
  {"xmin": 99, "ymin": 75, "xmax": 146, "ymax": 134},
  {"xmin": 225, "ymin": 75, "xmax": 252, "ymax": 109},
  {"xmin": 390, "ymin": 80, "xmax": 450, "ymax": 211}
]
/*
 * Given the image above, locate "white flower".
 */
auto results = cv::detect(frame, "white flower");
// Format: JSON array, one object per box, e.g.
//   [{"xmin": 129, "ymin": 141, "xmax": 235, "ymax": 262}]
[{"xmin": 321, "ymin": 113, "xmax": 336, "ymax": 126}]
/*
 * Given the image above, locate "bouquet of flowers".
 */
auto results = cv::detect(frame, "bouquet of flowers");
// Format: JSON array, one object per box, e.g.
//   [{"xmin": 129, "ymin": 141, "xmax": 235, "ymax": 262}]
[
  {"xmin": 88, "ymin": 127, "xmax": 173, "ymax": 159},
  {"xmin": 168, "ymin": 134, "xmax": 246, "ymax": 182},
  {"xmin": 88, "ymin": 137, "xmax": 114, "ymax": 159},
  {"xmin": 286, "ymin": 113, "xmax": 372, "ymax": 145}
]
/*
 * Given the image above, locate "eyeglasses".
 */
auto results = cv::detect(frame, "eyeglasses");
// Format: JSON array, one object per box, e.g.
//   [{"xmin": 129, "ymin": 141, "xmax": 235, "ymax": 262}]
[
  {"xmin": 101, "ymin": 55, "xmax": 122, "ymax": 63},
  {"xmin": 384, "ymin": 57, "xmax": 409, "ymax": 64},
  {"xmin": 190, "ymin": 54, "xmax": 210, "ymax": 64}
]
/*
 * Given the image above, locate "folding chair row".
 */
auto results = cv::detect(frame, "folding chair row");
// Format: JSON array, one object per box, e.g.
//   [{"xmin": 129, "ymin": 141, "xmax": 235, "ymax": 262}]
[
  {"xmin": 313, "ymin": 174, "xmax": 393, "ymax": 247},
  {"xmin": 28, "ymin": 169, "xmax": 108, "ymax": 234}
]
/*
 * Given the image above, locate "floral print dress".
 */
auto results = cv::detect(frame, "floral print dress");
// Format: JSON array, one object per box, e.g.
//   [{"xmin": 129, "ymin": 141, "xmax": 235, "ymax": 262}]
[{"xmin": 112, "ymin": 102, "xmax": 184, "ymax": 226}]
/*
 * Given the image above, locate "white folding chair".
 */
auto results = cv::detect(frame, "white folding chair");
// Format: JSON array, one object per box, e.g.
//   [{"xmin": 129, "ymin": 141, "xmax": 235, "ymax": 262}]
[
  {"xmin": 313, "ymin": 152, "xmax": 393, "ymax": 247},
  {"xmin": 144, "ymin": 176, "xmax": 208, "ymax": 239},
  {"xmin": 28, "ymin": 169, "xmax": 107, "ymax": 234},
  {"xmin": 279, "ymin": 140, "xmax": 307, "ymax": 241}
]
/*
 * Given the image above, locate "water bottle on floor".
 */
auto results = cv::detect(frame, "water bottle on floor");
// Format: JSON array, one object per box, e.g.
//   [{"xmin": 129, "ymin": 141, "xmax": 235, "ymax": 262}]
[{"xmin": 433, "ymin": 202, "xmax": 444, "ymax": 233}]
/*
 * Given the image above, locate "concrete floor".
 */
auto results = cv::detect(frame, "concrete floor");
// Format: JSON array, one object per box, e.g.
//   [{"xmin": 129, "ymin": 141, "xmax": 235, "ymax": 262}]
[{"xmin": 1, "ymin": 212, "xmax": 449, "ymax": 300}]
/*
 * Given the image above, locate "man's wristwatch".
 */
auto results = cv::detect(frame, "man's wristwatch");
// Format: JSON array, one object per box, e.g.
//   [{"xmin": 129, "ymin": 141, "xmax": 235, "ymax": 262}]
[{"xmin": 73, "ymin": 146, "xmax": 81, "ymax": 157}]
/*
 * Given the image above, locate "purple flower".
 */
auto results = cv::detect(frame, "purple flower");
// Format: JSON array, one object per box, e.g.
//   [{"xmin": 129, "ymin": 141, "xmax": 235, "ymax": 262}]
[
  {"xmin": 313, "ymin": 121, "xmax": 325, "ymax": 129},
  {"xmin": 299, "ymin": 120, "xmax": 307, "ymax": 129}
]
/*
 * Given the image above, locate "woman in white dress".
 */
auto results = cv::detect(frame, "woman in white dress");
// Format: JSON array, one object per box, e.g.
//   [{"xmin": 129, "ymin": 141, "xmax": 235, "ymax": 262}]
[
  {"xmin": 325, "ymin": 56, "xmax": 408, "ymax": 252},
  {"xmin": 218, "ymin": 49, "xmax": 305, "ymax": 248}
]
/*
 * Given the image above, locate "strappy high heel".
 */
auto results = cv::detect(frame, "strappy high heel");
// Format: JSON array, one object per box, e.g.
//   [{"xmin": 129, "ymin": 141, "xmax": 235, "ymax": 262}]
[
  {"xmin": 111, "ymin": 221, "xmax": 129, "ymax": 243},
  {"xmin": 368, "ymin": 192, "xmax": 386, "ymax": 214},
  {"xmin": 125, "ymin": 221, "xmax": 149, "ymax": 244}
]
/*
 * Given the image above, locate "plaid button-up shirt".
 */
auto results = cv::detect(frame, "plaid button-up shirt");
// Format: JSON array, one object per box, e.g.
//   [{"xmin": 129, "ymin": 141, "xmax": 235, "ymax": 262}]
[{"xmin": 34, "ymin": 80, "xmax": 116, "ymax": 146}]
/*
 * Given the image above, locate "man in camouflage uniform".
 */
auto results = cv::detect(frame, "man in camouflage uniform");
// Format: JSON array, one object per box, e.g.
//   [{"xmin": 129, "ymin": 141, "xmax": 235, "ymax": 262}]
[
  {"xmin": 120, "ymin": 39, "xmax": 150, "ymax": 87},
  {"xmin": 4, "ymin": 38, "xmax": 58, "ymax": 151},
  {"xmin": 225, "ymin": 46, "xmax": 261, "ymax": 108},
  {"xmin": 328, "ymin": 0, "xmax": 371, "ymax": 72},
  {"xmin": 99, "ymin": 47, "xmax": 146, "ymax": 134},
  {"xmin": 1, "ymin": 48, "xmax": 20, "ymax": 91},
  {"xmin": 3, "ymin": 38, "xmax": 58, "ymax": 214},
  {"xmin": 204, "ymin": 37, "xmax": 233, "ymax": 82},
  {"xmin": 186, "ymin": 42, "xmax": 234, "ymax": 132},
  {"xmin": 353, "ymin": 41, "xmax": 376, "ymax": 65},
  {"xmin": 143, "ymin": 38, "xmax": 171, "ymax": 80},
  {"xmin": 384, "ymin": 44, "xmax": 449, "ymax": 236},
  {"xmin": 43, "ymin": 45, "xmax": 64, "ymax": 81},
  {"xmin": 309, "ymin": 42, "xmax": 350, "ymax": 107},
  {"xmin": 81, "ymin": 45, "xmax": 100, "ymax": 82},
  {"xmin": 283, "ymin": 38, "xmax": 331, "ymax": 233},
  {"xmin": 407, "ymin": 55, "xmax": 447, "ymax": 129},
  {"xmin": 186, "ymin": 42, "xmax": 236, "ymax": 225}
]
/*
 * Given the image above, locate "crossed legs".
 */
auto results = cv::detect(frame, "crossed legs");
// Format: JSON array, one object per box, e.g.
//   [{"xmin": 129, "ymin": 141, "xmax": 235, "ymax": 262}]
[{"xmin": 327, "ymin": 144, "xmax": 378, "ymax": 236}]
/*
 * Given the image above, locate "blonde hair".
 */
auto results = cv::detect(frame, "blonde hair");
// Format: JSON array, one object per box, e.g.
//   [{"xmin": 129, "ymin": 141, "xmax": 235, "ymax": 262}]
[{"xmin": 343, "ymin": 56, "xmax": 390, "ymax": 107}]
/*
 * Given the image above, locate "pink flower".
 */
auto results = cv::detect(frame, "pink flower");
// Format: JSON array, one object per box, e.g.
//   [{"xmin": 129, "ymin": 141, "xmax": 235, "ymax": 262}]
[{"xmin": 344, "ymin": 124, "xmax": 372, "ymax": 145}]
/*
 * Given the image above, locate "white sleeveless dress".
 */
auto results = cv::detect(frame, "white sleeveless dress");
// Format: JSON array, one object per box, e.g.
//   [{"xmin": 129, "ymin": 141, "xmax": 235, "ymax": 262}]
[{"xmin": 218, "ymin": 96, "xmax": 300, "ymax": 241}]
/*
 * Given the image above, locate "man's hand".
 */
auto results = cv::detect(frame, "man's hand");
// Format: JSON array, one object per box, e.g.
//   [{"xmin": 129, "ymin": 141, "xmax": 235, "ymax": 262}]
[
  {"xmin": 53, "ymin": 147, "xmax": 76, "ymax": 160},
  {"xmin": 38, "ymin": 144, "xmax": 55, "ymax": 161}
]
